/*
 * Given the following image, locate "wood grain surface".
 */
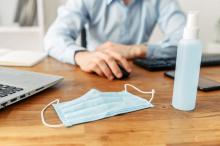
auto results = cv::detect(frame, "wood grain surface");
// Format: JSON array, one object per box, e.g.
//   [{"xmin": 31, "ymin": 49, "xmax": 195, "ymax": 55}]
[{"xmin": 0, "ymin": 57, "xmax": 220, "ymax": 146}]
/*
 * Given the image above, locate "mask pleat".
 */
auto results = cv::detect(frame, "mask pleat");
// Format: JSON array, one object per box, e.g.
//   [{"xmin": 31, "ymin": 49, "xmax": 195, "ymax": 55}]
[
  {"xmin": 56, "ymin": 89, "xmax": 100, "ymax": 107},
  {"xmin": 64, "ymin": 101, "xmax": 123, "ymax": 125},
  {"xmin": 58, "ymin": 93, "xmax": 123, "ymax": 112},
  {"xmin": 60, "ymin": 94, "xmax": 123, "ymax": 113}
]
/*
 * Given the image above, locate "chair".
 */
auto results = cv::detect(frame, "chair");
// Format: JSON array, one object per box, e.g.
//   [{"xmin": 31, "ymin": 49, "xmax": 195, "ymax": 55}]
[{"xmin": 81, "ymin": 27, "xmax": 87, "ymax": 48}]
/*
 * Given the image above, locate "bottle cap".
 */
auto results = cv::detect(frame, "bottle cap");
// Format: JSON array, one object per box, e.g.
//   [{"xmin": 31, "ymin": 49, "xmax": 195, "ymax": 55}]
[{"xmin": 183, "ymin": 11, "xmax": 200, "ymax": 39}]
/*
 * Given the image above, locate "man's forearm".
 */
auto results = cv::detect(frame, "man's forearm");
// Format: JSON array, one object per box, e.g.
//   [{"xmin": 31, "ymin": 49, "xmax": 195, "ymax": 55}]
[
  {"xmin": 96, "ymin": 42, "xmax": 147, "ymax": 60},
  {"xmin": 129, "ymin": 44, "xmax": 147, "ymax": 59}
]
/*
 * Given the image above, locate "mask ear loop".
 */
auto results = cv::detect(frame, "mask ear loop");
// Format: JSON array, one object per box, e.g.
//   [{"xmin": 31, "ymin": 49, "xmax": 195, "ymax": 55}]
[
  {"xmin": 41, "ymin": 99, "xmax": 64, "ymax": 128},
  {"xmin": 124, "ymin": 84, "xmax": 156, "ymax": 103}
]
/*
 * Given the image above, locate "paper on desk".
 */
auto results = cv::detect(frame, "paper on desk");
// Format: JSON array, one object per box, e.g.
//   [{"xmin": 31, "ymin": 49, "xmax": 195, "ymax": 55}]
[
  {"xmin": 0, "ymin": 49, "xmax": 47, "ymax": 67},
  {"xmin": 0, "ymin": 49, "xmax": 11, "ymax": 57}
]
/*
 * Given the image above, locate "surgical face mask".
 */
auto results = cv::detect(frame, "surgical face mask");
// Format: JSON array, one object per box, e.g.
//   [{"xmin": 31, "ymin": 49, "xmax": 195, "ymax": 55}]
[{"xmin": 41, "ymin": 84, "xmax": 155, "ymax": 128}]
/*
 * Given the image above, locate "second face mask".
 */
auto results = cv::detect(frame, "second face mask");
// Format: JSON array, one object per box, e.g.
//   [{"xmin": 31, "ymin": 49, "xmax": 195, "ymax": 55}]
[{"xmin": 41, "ymin": 84, "xmax": 156, "ymax": 128}]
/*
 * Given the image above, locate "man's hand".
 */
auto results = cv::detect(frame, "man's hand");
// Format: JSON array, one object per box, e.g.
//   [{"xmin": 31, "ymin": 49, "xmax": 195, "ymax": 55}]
[
  {"xmin": 96, "ymin": 42, "xmax": 147, "ymax": 60},
  {"xmin": 75, "ymin": 51, "xmax": 132, "ymax": 80}
]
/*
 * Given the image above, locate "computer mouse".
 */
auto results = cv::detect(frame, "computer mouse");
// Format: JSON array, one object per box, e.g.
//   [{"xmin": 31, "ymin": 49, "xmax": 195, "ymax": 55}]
[{"xmin": 115, "ymin": 64, "xmax": 130, "ymax": 79}]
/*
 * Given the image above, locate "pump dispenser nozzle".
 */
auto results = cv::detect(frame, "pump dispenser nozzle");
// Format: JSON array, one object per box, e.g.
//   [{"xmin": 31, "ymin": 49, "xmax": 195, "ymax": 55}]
[{"xmin": 183, "ymin": 11, "xmax": 200, "ymax": 39}]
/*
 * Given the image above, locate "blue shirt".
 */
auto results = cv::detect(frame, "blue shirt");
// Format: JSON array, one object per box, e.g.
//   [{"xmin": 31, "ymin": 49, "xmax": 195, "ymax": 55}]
[{"xmin": 44, "ymin": 0, "xmax": 186, "ymax": 65}]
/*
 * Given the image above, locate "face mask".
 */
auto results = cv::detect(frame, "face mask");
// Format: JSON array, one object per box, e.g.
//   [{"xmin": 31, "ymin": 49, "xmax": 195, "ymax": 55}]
[{"xmin": 41, "ymin": 84, "xmax": 155, "ymax": 128}]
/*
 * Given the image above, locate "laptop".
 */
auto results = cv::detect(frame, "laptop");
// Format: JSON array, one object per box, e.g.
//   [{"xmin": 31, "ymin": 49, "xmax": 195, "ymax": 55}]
[
  {"xmin": 0, "ymin": 67, "xmax": 63, "ymax": 109},
  {"xmin": 133, "ymin": 54, "xmax": 220, "ymax": 71}
]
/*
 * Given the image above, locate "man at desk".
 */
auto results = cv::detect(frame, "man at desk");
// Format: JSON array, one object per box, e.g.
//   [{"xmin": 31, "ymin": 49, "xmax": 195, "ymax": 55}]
[{"xmin": 44, "ymin": 0, "xmax": 186, "ymax": 80}]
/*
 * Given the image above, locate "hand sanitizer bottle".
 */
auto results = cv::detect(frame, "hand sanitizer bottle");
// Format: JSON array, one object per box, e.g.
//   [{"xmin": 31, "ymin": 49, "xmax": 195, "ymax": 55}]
[{"xmin": 172, "ymin": 11, "xmax": 203, "ymax": 111}]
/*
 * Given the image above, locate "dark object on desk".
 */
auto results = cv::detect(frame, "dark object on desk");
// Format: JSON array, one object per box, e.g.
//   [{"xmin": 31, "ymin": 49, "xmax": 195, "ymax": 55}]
[
  {"xmin": 134, "ymin": 54, "xmax": 220, "ymax": 71},
  {"xmin": 116, "ymin": 65, "xmax": 130, "ymax": 79},
  {"xmin": 164, "ymin": 71, "xmax": 220, "ymax": 91},
  {"xmin": 81, "ymin": 28, "xmax": 87, "ymax": 48}
]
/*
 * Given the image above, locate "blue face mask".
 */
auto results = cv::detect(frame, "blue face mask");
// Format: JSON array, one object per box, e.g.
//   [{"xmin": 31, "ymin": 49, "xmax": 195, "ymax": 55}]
[{"xmin": 41, "ymin": 84, "xmax": 155, "ymax": 128}]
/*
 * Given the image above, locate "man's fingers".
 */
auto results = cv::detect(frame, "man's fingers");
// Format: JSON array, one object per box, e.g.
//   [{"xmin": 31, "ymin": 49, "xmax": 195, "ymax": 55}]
[
  {"xmin": 97, "ymin": 52, "xmax": 122, "ymax": 78},
  {"xmin": 92, "ymin": 66, "xmax": 104, "ymax": 77},
  {"xmin": 95, "ymin": 58, "xmax": 114, "ymax": 80},
  {"xmin": 106, "ymin": 50, "xmax": 132, "ymax": 73}
]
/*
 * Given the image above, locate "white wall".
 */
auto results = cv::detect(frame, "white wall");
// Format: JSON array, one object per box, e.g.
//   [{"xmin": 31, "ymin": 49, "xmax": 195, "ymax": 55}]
[
  {"xmin": 43, "ymin": 0, "xmax": 61, "ymax": 30},
  {"xmin": 181, "ymin": 0, "xmax": 220, "ymax": 52},
  {"xmin": 0, "ymin": 0, "xmax": 18, "ymax": 26},
  {"xmin": 0, "ymin": 0, "xmax": 44, "ymax": 51},
  {"xmin": 150, "ymin": 0, "xmax": 220, "ymax": 51}
]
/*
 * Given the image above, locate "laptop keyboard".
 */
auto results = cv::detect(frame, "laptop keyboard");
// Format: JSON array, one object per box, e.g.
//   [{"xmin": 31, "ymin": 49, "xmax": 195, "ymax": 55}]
[{"xmin": 0, "ymin": 84, "xmax": 23, "ymax": 98}]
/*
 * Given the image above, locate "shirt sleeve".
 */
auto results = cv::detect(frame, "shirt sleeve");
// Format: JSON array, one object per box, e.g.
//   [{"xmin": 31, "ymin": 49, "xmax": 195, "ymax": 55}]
[
  {"xmin": 44, "ymin": 0, "xmax": 89, "ymax": 65},
  {"xmin": 147, "ymin": 0, "xmax": 186, "ymax": 59}
]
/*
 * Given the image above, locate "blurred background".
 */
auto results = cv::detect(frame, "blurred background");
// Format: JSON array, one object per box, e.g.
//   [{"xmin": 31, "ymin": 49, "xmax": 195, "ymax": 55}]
[{"xmin": 0, "ymin": 0, "xmax": 220, "ymax": 53}]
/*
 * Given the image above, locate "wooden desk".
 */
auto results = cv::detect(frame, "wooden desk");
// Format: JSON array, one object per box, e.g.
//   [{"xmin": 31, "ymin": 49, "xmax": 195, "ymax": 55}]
[{"xmin": 1, "ymin": 57, "xmax": 220, "ymax": 146}]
